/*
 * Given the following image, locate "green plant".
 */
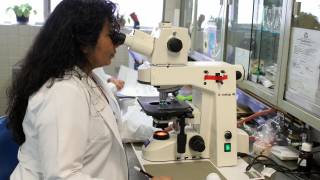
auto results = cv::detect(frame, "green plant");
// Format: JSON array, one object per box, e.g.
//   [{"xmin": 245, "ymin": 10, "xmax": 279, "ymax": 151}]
[{"xmin": 6, "ymin": 3, "xmax": 37, "ymax": 18}]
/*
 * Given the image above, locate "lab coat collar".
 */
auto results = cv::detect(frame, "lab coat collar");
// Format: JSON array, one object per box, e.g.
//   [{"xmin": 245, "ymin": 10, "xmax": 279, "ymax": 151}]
[
  {"xmin": 92, "ymin": 92, "xmax": 123, "ymax": 147},
  {"xmin": 73, "ymin": 67, "xmax": 123, "ymax": 147},
  {"xmin": 91, "ymin": 71, "xmax": 122, "ymax": 120}
]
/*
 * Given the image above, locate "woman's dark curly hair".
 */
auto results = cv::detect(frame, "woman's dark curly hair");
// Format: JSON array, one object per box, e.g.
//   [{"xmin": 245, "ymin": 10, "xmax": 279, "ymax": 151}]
[{"xmin": 6, "ymin": 0, "xmax": 120, "ymax": 145}]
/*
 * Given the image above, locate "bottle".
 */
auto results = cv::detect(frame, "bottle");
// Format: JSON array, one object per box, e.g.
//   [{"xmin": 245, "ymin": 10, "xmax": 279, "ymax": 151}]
[
  {"xmin": 297, "ymin": 142, "xmax": 313, "ymax": 172},
  {"xmin": 204, "ymin": 16, "xmax": 217, "ymax": 58}
]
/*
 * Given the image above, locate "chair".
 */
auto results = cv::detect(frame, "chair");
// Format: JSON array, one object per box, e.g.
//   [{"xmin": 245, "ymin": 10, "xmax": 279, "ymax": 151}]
[{"xmin": 0, "ymin": 116, "xmax": 19, "ymax": 180}]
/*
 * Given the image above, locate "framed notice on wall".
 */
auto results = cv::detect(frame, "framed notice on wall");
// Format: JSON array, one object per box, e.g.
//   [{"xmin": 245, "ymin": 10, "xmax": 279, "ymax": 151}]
[{"xmin": 285, "ymin": 27, "xmax": 320, "ymax": 116}]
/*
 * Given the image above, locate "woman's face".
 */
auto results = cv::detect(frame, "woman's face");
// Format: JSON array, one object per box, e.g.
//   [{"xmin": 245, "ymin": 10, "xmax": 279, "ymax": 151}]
[{"xmin": 85, "ymin": 22, "xmax": 116, "ymax": 70}]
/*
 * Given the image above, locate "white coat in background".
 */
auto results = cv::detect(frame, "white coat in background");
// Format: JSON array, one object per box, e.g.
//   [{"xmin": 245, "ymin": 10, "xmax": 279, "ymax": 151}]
[
  {"xmin": 10, "ymin": 68, "xmax": 128, "ymax": 180},
  {"xmin": 92, "ymin": 67, "xmax": 157, "ymax": 142}
]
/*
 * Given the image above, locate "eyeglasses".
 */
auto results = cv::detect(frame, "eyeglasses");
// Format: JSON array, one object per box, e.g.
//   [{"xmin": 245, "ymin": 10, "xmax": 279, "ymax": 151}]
[{"xmin": 109, "ymin": 31, "xmax": 126, "ymax": 46}]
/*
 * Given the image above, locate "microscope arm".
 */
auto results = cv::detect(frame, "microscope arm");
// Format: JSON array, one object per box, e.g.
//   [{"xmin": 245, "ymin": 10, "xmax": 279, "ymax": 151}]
[{"xmin": 139, "ymin": 61, "xmax": 244, "ymax": 92}]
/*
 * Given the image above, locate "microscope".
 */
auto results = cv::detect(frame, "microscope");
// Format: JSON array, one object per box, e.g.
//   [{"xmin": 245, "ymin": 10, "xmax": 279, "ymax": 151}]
[{"xmin": 116, "ymin": 22, "xmax": 245, "ymax": 167}]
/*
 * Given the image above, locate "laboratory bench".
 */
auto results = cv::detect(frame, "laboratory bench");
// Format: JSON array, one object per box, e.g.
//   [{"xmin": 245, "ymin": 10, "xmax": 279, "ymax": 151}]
[
  {"xmin": 125, "ymin": 142, "xmax": 320, "ymax": 180},
  {"xmin": 125, "ymin": 142, "xmax": 225, "ymax": 180},
  {"xmin": 124, "ymin": 143, "xmax": 148, "ymax": 180},
  {"xmin": 242, "ymin": 154, "xmax": 320, "ymax": 180}
]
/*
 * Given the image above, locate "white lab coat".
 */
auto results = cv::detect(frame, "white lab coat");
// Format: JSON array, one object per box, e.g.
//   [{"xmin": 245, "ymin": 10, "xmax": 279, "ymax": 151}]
[{"xmin": 10, "ymin": 68, "xmax": 128, "ymax": 180}]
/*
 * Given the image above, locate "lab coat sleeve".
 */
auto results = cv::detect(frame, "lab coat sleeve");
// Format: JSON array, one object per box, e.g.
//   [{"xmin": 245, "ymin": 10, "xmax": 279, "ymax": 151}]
[
  {"xmin": 36, "ymin": 82, "xmax": 102, "ymax": 180},
  {"xmin": 92, "ymin": 67, "xmax": 156, "ymax": 142},
  {"xmin": 92, "ymin": 67, "xmax": 117, "ymax": 94},
  {"xmin": 119, "ymin": 104, "xmax": 159, "ymax": 142},
  {"xmin": 92, "ymin": 67, "xmax": 111, "ymax": 80}
]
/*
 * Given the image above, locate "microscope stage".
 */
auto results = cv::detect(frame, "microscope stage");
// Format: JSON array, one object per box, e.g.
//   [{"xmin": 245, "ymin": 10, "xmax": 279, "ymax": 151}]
[{"xmin": 137, "ymin": 96, "xmax": 191, "ymax": 120}]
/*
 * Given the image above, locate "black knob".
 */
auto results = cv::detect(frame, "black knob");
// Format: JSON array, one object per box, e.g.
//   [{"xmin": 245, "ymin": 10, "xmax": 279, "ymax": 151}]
[
  {"xmin": 189, "ymin": 135, "xmax": 205, "ymax": 152},
  {"xmin": 224, "ymin": 131, "xmax": 232, "ymax": 139},
  {"xmin": 236, "ymin": 71, "xmax": 243, "ymax": 80},
  {"xmin": 167, "ymin": 37, "xmax": 183, "ymax": 52}
]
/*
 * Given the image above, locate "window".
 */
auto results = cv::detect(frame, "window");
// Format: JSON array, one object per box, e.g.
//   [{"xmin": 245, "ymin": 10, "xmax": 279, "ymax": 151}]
[
  {"xmin": 0, "ymin": 0, "xmax": 44, "ymax": 24},
  {"xmin": 50, "ymin": 0, "xmax": 163, "ymax": 28},
  {"xmin": 0, "ymin": 0, "xmax": 163, "ymax": 28},
  {"xmin": 112, "ymin": 0, "xmax": 163, "ymax": 28}
]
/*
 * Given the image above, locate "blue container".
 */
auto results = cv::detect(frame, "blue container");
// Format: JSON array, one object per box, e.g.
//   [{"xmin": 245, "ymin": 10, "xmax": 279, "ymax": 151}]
[{"xmin": 0, "ymin": 116, "xmax": 19, "ymax": 180}]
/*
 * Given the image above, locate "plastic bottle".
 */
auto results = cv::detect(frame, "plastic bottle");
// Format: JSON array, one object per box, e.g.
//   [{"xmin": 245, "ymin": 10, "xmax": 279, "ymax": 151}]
[
  {"xmin": 204, "ymin": 16, "xmax": 217, "ymax": 58},
  {"xmin": 297, "ymin": 142, "xmax": 313, "ymax": 172}
]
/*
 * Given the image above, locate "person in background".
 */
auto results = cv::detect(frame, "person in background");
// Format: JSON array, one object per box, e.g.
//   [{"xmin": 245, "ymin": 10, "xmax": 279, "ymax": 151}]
[
  {"xmin": 130, "ymin": 12, "xmax": 140, "ymax": 29},
  {"xmin": 6, "ymin": 0, "xmax": 171, "ymax": 179},
  {"xmin": 127, "ymin": 13, "xmax": 141, "ymax": 74},
  {"xmin": 93, "ymin": 67, "xmax": 124, "ymax": 93},
  {"xmin": 92, "ymin": 67, "xmax": 158, "ymax": 143}
]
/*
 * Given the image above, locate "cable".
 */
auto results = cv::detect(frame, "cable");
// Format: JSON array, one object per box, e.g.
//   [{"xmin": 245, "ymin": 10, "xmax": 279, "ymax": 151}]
[
  {"xmin": 312, "ymin": 150, "xmax": 320, "ymax": 154},
  {"xmin": 245, "ymin": 154, "xmax": 291, "ymax": 172},
  {"xmin": 237, "ymin": 152, "xmax": 320, "ymax": 179},
  {"xmin": 237, "ymin": 108, "xmax": 276, "ymax": 127}
]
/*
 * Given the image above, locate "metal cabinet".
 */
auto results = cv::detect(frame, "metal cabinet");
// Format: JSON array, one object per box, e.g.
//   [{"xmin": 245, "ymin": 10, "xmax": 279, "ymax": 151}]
[
  {"xmin": 188, "ymin": 0, "xmax": 284, "ymax": 105},
  {"xmin": 278, "ymin": 0, "xmax": 320, "ymax": 129},
  {"xmin": 188, "ymin": 0, "xmax": 320, "ymax": 129},
  {"xmin": 226, "ymin": 0, "xmax": 320, "ymax": 129},
  {"xmin": 225, "ymin": 0, "xmax": 284, "ymax": 105}
]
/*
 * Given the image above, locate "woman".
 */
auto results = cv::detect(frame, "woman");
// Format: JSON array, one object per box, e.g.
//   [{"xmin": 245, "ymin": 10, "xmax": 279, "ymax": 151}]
[{"xmin": 7, "ymin": 0, "xmax": 170, "ymax": 179}]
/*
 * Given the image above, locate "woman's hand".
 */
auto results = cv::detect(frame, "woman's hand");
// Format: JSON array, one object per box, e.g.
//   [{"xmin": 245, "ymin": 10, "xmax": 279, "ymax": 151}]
[
  {"xmin": 152, "ymin": 176, "xmax": 173, "ymax": 180},
  {"xmin": 108, "ymin": 77, "xmax": 125, "ymax": 90},
  {"xmin": 163, "ymin": 122, "xmax": 179, "ymax": 132}
]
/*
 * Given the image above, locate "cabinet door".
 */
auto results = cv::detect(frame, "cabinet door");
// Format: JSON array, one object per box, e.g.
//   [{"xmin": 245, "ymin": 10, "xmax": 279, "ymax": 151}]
[
  {"xmin": 190, "ymin": 0, "xmax": 226, "ymax": 61},
  {"xmin": 278, "ymin": 0, "xmax": 320, "ymax": 129},
  {"xmin": 227, "ymin": 0, "xmax": 284, "ymax": 105}
]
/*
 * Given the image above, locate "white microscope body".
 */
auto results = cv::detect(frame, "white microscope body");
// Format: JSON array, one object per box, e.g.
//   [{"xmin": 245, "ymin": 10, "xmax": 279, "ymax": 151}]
[{"xmin": 122, "ymin": 22, "xmax": 244, "ymax": 167}]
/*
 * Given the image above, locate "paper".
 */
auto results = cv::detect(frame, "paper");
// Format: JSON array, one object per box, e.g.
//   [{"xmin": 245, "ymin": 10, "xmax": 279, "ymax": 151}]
[
  {"xmin": 117, "ymin": 65, "xmax": 159, "ymax": 97},
  {"xmin": 285, "ymin": 28, "xmax": 320, "ymax": 115},
  {"xmin": 286, "ymin": 28, "xmax": 320, "ymax": 101}
]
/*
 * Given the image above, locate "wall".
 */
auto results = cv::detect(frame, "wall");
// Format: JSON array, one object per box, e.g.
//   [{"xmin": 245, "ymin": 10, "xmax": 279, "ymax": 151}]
[
  {"xmin": 0, "ymin": 0, "xmax": 182, "ymax": 115},
  {"xmin": 0, "ymin": 25, "xmax": 40, "ymax": 115},
  {"xmin": 0, "ymin": 24, "xmax": 128, "ymax": 115}
]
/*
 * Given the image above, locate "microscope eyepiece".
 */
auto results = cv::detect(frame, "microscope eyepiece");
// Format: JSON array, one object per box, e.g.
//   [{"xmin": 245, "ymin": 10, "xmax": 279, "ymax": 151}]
[{"xmin": 110, "ymin": 31, "xmax": 126, "ymax": 46}]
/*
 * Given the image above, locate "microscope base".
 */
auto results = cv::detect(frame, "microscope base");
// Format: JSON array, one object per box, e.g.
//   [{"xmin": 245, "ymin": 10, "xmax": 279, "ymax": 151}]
[
  {"xmin": 132, "ymin": 143, "xmax": 260, "ymax": 180},
  {"xmin": 142, "ymin": 132, "xmax": 205, "ymax": 162}
]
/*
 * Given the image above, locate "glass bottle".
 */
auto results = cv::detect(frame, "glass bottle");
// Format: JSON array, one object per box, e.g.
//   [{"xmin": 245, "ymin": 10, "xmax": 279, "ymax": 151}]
[{"xmin": 297, "ymin": 142, "xmax": 313, "ymax": 172}]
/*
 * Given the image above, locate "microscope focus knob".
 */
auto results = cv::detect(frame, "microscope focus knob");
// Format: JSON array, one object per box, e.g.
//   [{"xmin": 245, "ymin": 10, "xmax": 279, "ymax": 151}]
[
  {"xmin": 167, "ymin": 37, "xmax": 183, "ymax": 52},
  {"xmin": 224, "ymin": 131, "xmax": 232, "ymax": 139},
  {"xmin": 236, "ymin": 71, "xmax": 243, "ymax": 80},
  {"xmin": 189, "ymin": 135, "xmax": 205, "ymax": 152}
]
